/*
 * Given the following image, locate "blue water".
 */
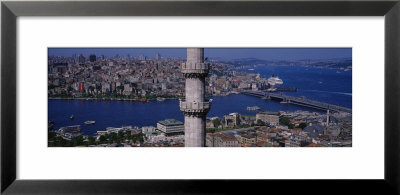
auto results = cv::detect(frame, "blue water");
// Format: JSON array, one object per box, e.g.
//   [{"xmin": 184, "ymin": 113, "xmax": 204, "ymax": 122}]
[
  {"xmin": 49, "ymin": 65, "xmax": 352, "ymax": 136},
  {"xmin": 242, "ymin": 65, "xmax": 352, "ymax": 108}
]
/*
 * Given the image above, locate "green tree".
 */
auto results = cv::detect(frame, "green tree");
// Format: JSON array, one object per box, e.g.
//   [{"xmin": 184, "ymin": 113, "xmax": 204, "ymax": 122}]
[
  {"xmin": 125, "ymin": 131, "xmax": 132, "ymax": 140},
  {"xmin": 99, "ymin": 135, "xmax": 106, "ymax": 144},
  {"xmin": 109, "ymin": 132, "xmax": 118, "ymax": 144},
  {"xmin": 239, "ymin": 124, "xmax": 250, "ymax": 128},
  {"xmin": 71, "ymin": 136, "xmax": 84, "ymax": 146},
  {"xmin": 206, "ymin": 128, "xmax": 216, "ymax": 133},
  {"xmin": 256, "ymin": 119, "xmax": 266, "ymax": 126},
  {"xmin": 117, "ymin": 131, "xmax": 124, "ymax": 142},
  {"xmin": 212, "ymin": 119, "xmax": 221, "ymax": 128},
  {"xmin": 116, "ymin": 86, "xmax": 124, "ymax": 91},
  {"xmin": 132, "ymin": 137, "xmax": 137, "ymax": 144},
  {"xmin": 298, "ymin": 123, "xmax": 307, "ymax": 129},
  {"xmin": 48, "ymin": 84, "xmax": 56, "ymax": 90},
  {"xmin": 48, "ymin": 131, "xmax": 56, "ymax": 140},
  {"xmin": 88, "ymin": 86, "xmax": 95, "ymax": 92},
  {"xmin": 280, "ymin": 117, "xmax": 290, "ymax": 126},
  {"xmin": 54, "ymin": 136, "xmax": 69, "ymax": 147},
  {"xmin": 88, "ymin": 136, "xmax": 96, "ymax": 145},
  {"xmin": 137, "ymin": 133, "xmax": 144, "ymax": 143}
]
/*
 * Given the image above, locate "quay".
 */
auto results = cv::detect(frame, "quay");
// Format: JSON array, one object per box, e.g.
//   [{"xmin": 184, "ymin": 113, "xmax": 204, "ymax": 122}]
[{"xmin": 241, "ymin": 90, "xmax": 352, "ymax": 113}]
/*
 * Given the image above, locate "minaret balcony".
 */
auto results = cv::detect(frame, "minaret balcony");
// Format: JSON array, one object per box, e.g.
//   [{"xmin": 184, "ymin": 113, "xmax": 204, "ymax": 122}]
[
  {"xmin": 181, "ymin": 62, "xmax": 210, "ymax": 75},
  {"xmin": 179, "ymin": 100, "xmax": 212, "ymax": 114}
]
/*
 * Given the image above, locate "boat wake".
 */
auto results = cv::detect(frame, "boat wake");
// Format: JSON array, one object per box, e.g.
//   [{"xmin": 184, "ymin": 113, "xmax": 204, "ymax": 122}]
[{"xmin": 302, "ymin": 89, "xmax": 352, "ymax": 96}]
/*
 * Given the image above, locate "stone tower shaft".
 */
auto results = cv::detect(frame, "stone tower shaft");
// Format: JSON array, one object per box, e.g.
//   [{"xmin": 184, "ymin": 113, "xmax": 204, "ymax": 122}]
[{"xmin": 180, "ymin": 48, "xmax": 211, "ymax": 147}]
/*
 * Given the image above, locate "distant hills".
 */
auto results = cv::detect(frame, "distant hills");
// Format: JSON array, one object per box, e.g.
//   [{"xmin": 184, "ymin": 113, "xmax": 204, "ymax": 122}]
[{"xmin": 214, "ymin": 57, "xmax": 352, "ymax": 69}]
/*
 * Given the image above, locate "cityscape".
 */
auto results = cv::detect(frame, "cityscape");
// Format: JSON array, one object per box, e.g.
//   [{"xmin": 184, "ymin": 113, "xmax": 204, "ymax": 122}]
[{"xmin": 48, "ymin": 48, "xmax": 352, "ymax": 147}]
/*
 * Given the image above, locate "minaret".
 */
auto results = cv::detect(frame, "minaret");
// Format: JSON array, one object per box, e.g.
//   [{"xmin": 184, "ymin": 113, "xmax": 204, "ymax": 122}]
[
  {"xmin": 324, "ymin": 109, "xmax": 330, "ymax": 135},
  {"xmin": 180, "ymin": 48, "xmax": 211, "ymax": 147},
  {"xmin": 326, "ymin": 109, "xmax": 330, "ymax": 126}
]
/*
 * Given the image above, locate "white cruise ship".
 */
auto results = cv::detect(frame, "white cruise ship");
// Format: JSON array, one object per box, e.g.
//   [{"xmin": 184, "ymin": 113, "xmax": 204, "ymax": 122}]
[{"xmin": 267, "ymin": 75, "xmax": 283, "ymax": 86}]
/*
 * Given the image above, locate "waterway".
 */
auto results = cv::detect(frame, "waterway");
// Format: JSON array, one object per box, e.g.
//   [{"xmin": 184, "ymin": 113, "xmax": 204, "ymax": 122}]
[
  {"xmin": 49, "ymin": 65, "xmax": 352, "ymax": 136},
  {"xmin": 239, "ymin": 65, "xmax": 352, "ymax": 108}
]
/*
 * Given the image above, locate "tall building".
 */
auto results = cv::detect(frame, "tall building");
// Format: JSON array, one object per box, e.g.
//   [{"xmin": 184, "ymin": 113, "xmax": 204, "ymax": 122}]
[
  {"xmin": 79, "ymin": 82, "xmax": 84, "ymax": 92},
  {"xmin": 179, "ymin": 48, "xmax": 212, "ymax": 147},
  {"xmin": 155, "ymin": 53, "xmax": 161, "ymax": 61},
  {"xmin": 224, "ymin": 112, "xmax": 240, "ymax": 128},
  {"xmin": 139, "ymin": 54, "xmax": 146, "ymax": 61},
  {"xmin": 78, "ymin": 54, "xmax": 85, "ymax": 64},
  {"xmin": 89, "ymin": 54, "xmax": 97, "ymax": 62}
]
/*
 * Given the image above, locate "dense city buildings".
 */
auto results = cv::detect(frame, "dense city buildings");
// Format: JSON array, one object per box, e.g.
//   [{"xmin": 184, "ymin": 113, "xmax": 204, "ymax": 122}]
[
  {"xmin": 49, "ymin": 108, "xmax": 352, "ymax": 147},
  {"xmin": 256, "ymin": 111, "xmax": 280, "ymax": 126},
  {"xmin": 89, "ymin": 54, "xmax": 97, "ymax": 62},
  {"xmin": 48, "ymin": 52, "xmax": 316, "ymax": 100}
]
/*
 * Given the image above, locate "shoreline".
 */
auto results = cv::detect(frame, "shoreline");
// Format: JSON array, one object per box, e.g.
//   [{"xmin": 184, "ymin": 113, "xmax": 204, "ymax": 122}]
[
  {"xmin": 233, "ymin": 64, "xmax": 352, "ymax": 71},
  {"xmin": 48, "ymin": 92, "xmax": 239, "ymax": 101},
  {"xmin": 48, "ymin": 97, "xmax": 180, "ymax": 101},
  {"xmin": 48, "ymin": 91, "xmax": 352, "ymax": 109}
]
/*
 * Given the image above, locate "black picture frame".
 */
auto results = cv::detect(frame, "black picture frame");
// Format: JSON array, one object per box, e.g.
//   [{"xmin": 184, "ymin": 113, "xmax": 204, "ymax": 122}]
[{"xmin": 1, "ymin": 0, "xmax": 399, "ymax": 194}]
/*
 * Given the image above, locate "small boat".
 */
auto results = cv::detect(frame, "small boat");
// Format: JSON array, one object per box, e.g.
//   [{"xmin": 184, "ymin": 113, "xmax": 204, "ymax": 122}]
[
  {"xmin": 157, "ymin": 97, "xmax": 166, "ymax": 102},
  {"xmin": 84, "ymin": 121, "xmax": 95, "ymax": 125},
  {"xmin": 70, "ymin": 115, "xmax": 74, "ymax": 120},
  {"xmin": 135, "ymin": 98, "xmax": 148, "ymax": 102},
  {"xmin": 247, "ymin": 106, "xmax": 260, "ymax": 111}
]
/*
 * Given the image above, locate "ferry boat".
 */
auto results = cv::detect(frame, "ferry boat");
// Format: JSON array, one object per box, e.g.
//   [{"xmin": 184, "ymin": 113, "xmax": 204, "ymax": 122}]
[
  {"xmin": 267, "ymin": 74, "xmax": 283, "ymax": 86},
  {"xmin": 135, "ymin": 98, "xmax": 148, "ymax": 102},
  {"xmin": 247, "ymin": 106, "xmax": 260, "ymax": 111},
  {"xmin": 84, "ymin": 121, "xmax": 96, "ymax": 125}
]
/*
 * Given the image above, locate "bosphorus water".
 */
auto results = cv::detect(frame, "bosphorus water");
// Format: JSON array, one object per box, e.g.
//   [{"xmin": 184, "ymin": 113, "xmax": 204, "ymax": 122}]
[
  {"xmin": 49, "ymin": 65, "xmax": 352, "ymax": 136},
  {"xmin": 239, "ymin": 65, "xmax": 352, "ymax": 108}
]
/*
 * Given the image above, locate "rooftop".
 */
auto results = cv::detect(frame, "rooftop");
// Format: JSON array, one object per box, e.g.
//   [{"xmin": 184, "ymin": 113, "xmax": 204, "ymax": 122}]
[
  {"xmin": 158, "ymin": 119, "xmax": 184, "ymax": 126},
  {"xmin": 257, "ymin": 111, "xmax": 280, "ymax": 116}
]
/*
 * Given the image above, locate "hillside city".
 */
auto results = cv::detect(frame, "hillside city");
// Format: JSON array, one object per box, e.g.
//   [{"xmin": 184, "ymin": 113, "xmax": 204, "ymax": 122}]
[{"xmin": 48, "ymin": 53, "xmax": 352, "ymax": 147}]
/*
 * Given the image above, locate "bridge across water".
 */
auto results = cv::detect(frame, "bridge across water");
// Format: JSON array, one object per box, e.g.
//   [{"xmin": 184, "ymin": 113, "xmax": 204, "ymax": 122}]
[{"xmin": 241, "ymin": 90, "xmax": 352, "ymax": 113}]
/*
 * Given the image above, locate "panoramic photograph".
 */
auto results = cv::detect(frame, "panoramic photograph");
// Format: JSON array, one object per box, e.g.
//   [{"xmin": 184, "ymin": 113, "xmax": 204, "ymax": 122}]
[{"xmin": 48, "ymin": 48, "xmax": 352, "ymax": 147}]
